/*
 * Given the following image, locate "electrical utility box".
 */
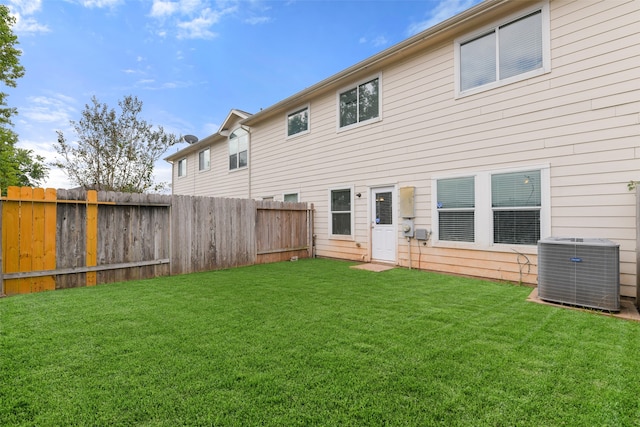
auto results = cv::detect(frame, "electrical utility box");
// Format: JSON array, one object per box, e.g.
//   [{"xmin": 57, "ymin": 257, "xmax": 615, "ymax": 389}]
[
  {"xmin": 399, "ymin": 186, "xmax": 415, "ymax": 218},
  {"xmin": 402, "ymin": 219, "xmax": 414, "ymax": 238},
  {"xmin": 415, "ymin": 229, "xmax": 429, "ymax": 241}
]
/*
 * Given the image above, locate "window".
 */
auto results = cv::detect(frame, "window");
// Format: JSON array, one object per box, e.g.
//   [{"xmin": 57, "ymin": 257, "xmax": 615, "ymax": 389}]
[
  {"xmin": 434, "ymin": 166, "xmax": 548, "ymax": 247},
  {"xmin": 338, "ymin": 75, "xmax": 380, "ymax": 129},
  {"xmin": 284, "ymin": 193, "xmax": 299, "ymax": 203},
  {"xmin": 177, "ymin": 158, "xmax": 187, "ymax": 177},
  {"xmin": 229, "ymin": 128, "xmax": 248, "ymax": 170},
  {"xmin": 330, "ymin": 188, "xmax": 353, "ymax": 236},
  {"xmin": 198, "ymin": 148, "xmax": 210, "ymax": 171},
  {"xmin": 287, "ymin": 106, "xmax": 309, "ymax": 137},
  {"xmin": 436, "ymin": 176, "xmax": 475, "ymax": 242},
  {"xmin": 456, "ymin": 4, "xmax": 549, "ymax": 95},
  {"xmin": 492, "ymin": 170, "xmax": 541, "ymax": 245}
]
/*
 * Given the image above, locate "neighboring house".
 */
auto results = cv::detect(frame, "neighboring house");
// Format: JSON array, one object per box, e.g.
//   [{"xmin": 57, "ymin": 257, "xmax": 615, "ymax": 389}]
[{"xmin": 165, "ymin": 0, "xmax": 640, "ymax": 298}]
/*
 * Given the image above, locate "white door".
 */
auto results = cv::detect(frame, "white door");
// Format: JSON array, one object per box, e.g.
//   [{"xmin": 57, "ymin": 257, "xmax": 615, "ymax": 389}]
[{"xmin": 371, "ymin": 187, "xmax": 396, "ymax": 262}]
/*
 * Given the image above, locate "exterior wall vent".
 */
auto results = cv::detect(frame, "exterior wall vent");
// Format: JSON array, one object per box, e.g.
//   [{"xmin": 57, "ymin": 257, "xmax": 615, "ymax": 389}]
[{"xmin": 537, "ymin": 237, "xmax": 620, "ymax": 311}]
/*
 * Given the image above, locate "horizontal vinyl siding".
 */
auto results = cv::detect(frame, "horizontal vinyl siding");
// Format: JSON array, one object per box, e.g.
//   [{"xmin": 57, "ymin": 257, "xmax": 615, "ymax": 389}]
[
  {"xmin": 200, "ymin": 0, "xmax": 640, "ymax": 296},
  {"xmin": 171, "ymin": 142, "xmax": 249, "ymax": 198}
]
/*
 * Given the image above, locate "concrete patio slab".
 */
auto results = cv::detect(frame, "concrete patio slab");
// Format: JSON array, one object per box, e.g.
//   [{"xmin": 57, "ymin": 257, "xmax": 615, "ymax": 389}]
[
  {"xmin": 350, "ymin": 263, "xmax": 395, "ymax": 273},
  {"xmin": 527, "ymin": 287, "xmax": 640, "ymax": 322}
]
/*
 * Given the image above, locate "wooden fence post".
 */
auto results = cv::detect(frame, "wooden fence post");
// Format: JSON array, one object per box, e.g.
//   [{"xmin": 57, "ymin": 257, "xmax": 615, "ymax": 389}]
[
  {"xmin": 32, "ymin": 188, "xmax": 46, "ymax": 292},
  {"xmin": 43, "ymin": 189, "xmax": 57, "ymax": 291},
  {"xmin": 86, "ymin": 190, "xmax": 98, "ymax": 286}
]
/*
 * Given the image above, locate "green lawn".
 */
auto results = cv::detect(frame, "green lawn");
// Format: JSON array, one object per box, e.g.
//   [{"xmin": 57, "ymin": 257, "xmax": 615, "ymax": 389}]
[{"xmin": 1, "ymin": 258, "xmax": 639, "ymax": 426}]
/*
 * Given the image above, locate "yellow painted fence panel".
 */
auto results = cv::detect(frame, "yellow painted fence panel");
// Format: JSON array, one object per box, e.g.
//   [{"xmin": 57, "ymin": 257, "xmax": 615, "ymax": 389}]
[{"xmin": 1, "ymin": 186, "xmax": 57, "ymax": 295}]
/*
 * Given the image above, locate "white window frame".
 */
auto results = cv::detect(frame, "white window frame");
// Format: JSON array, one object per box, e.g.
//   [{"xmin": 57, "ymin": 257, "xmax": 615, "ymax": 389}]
[
  {"xmin": 328, "ymin": 185, "xmax": 355, "ymax": 240},
  {"xmin": 228, "ymin": 127, "xmax": 248, "ymax": 171},
  {"xmin": 283, "ymin": 192, "xmax": 300, "ymax": 203},
  {"xmin": 454, "ymin": 1, "xmax": 550, "ymax": 98},
  {"xmin": 177, "ymin": 158, "xmax": 187, "ymax": 178},
  {"xmin": 198, "ymin": 147, "xmax": 210, "ymax": 172},
  {"xmin": 435, "ymin": 175, "xmax": 476, "ymax": 243},
  {"xmin": 432, "ymin": 165, "xmax": 550, "ymax": 251},
  {"xmin": 286, "ymin": 105, "xmax": 310, "ymax": 139},
  {"xmin": 336, "ymin": 73, "xmax": 382, "ymax": 132}
]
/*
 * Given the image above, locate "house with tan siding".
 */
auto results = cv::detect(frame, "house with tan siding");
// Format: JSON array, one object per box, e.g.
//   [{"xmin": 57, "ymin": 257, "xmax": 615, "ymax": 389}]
[{"xmin": 165, "ymin": 0, "xmax": 640, "ymax": 299}]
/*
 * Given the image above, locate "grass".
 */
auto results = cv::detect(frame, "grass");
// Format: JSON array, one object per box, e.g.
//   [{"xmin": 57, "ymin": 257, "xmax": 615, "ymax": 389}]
[{"xmin": 1, "ymin": 258, "xmax": 640, "ymax": 426}]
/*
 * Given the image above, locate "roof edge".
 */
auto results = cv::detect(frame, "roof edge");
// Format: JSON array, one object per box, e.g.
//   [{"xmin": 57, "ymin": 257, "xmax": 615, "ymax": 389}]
[{"xmin": 242, "ymin": 0, "xmax": 508, "ymax": 126}]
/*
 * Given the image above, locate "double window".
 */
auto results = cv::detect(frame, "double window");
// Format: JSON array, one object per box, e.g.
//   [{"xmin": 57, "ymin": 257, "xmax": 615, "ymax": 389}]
[
  {"xmin": 229, "ymin": 128, "xmax": 248, "ymax": 170},
  {"xmin": 177, "ymin": 158, "xmax": 187, "ymax": 177},
  {"xmin": 287, "ymin": 106, "xmax": 309, "ymax": 137},
  {"xmin": 330, "ymin": 188, "xmax": 353, "ymax": 237},
  {"xmin": 338, "ymin": 75, "xmax": 380, "ymax": 129},
  {"xmin": 456, "ymin": 3, "xmax": 549, "ymax": 96},
  {"xmin": 198, "ymin": 148, "xmax": 210, "ymax": 171},
  {"xmin": 434, "ymin": 167, "xmax": 548, "ymax": 246}
]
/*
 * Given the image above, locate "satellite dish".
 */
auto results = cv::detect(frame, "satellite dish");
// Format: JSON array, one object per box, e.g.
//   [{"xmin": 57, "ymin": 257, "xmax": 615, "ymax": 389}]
[{"xmin": 183, "ymin": 134, "xmax": 199, "ymax": 144}]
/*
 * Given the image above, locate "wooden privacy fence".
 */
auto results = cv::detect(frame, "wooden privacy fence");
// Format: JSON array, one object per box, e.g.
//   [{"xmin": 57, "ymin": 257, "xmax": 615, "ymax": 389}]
[{"xmin": 1, "ymin": 187, "xmax": 313, "ymax": 296}]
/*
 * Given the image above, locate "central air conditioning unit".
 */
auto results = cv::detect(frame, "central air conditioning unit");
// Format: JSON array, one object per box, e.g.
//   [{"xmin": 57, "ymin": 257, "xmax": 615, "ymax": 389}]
[{"xmin": 537, "ymin": 237, "xmax": 620, "ymax": 312}]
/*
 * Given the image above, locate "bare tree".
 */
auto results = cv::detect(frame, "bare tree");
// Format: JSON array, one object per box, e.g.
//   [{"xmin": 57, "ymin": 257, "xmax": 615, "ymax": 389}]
[{"xmin": 54, "ymin": 95, "xmax": 178, "ymax": 193}]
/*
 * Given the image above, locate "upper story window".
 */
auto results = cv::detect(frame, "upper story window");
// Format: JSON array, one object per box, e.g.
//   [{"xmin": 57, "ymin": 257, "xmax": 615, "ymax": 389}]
[
  {"xmin": 198, "ymin": 147, "xmax": 210, "ymax": 171},
  {"xmin": 284, "ymin": 192, "xmax": 299, "ymax": 203},
  {"xmin": 338, "ymin": 75, "xmax": 381, "ymax": 129},
  {"xmin": 456, "ymin": 2, "xmax": 549, "ymax": 97},
  {"xmin": 177, "ymin": 158, "xmax": 187, "ymax": 177},
  {"xmin": 229, "ymin": 128, "xmax": 248, "ymax": 171},
  {"xmin": 287, "ymin": 106, "xmax": 309, "ymax": 137}
]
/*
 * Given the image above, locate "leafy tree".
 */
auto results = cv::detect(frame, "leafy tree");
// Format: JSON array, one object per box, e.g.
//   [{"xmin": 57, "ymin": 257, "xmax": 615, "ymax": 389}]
[
  {"xmin": 54, "ymin": 95, "xmax": 179, "ymax": 193},
  {"xmin": 0, "ymin": 4, "xmax": 48, "ymax": 192}
]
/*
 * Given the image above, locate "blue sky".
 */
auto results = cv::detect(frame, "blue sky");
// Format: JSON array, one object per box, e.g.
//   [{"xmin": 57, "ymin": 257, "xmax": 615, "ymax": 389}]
[{"xmin": 7, "ymin": 0, "xmax": 480, "ymax": 190}]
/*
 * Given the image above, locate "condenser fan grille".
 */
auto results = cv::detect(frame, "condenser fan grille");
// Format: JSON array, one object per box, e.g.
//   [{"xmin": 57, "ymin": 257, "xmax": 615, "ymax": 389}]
[{"xmin": 538, "ymin": 237, "xmax": 620, "ymax": 311}]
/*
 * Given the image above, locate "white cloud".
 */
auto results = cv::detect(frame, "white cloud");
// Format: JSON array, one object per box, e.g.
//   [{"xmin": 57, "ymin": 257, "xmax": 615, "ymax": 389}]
[
  {"xmin": 150, "ymin": 1, "xmax": 180, "ymax": 17},
  {"xmin": 8, "ymin": 0, "xmax": 49, "ymax": 34},
  {"xmin": 372, "ymin": 35, "xmax": 388, "ymax": 47},
  {"xmin": 358, "ymin": 35, "xmax": 388, "ymax": 48},
  {"xmin": 79, "ymin": 0, "xmax": 123, "ymax": 8},
  {"xmin": 245, "ymin": 16, "xmax": 270, "ymax": 25},
  {"xmin": 12, "ymin": 15, "xmax": 49, "ymax": 34},
  {"xmin": 15, "ymin": 92, "xmax": 78, "ymax": 189},
  {"xmin": 149, "ymin": 1, "xmax": 241, "ymax": 40},
  {"xmin": 176, "ymin": 7, "xmax": 222, "ymax": 39},
  {"xmin": 21, "ymin": 94, "xmax": 77, "ymax": 124},
  {"xmin": 9, "ymin": 0, "xmax": 42, "ymax": 15},
  {"xmin": 150, "ymin": 0, "xmax": 206, "ymax": 17},
  {"xmin": 407, "ymin": 0, "xmax": 479, "ymax": 36}
]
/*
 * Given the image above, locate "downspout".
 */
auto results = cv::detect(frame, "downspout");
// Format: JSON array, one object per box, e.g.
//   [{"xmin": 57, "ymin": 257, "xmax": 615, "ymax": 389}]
[{"xmin": 241, "ymin": 124, "xmax": 252, "ymax": 199}]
